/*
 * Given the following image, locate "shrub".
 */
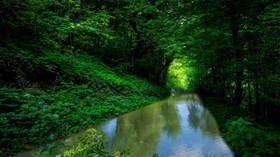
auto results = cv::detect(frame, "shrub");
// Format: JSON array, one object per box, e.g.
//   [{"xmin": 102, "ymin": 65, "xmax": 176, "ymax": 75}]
[{"xmin": 225, "ymin": 118, "xmax": 280, "ymax": 157}]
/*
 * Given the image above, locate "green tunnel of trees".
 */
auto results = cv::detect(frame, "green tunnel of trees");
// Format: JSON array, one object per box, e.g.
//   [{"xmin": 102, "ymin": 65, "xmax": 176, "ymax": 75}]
[{"xmin": 0, "ymin": 0, "xmax": 279, "ymax": 156}]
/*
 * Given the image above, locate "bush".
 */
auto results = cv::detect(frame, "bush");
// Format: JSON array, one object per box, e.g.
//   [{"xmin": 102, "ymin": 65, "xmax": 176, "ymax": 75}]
[
  {"xmin": 225, "ymin": 118, "xmax": 280, "ymax": 157},
  {"xmin": 62, "ymin": 129, "xmax": 130, "ymax": 157}
]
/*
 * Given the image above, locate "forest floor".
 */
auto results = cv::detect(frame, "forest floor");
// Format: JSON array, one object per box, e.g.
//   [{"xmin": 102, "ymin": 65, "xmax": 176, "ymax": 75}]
[{"xmin": 0, "ymin": 51, "xmax": 169, "ymax": 156}]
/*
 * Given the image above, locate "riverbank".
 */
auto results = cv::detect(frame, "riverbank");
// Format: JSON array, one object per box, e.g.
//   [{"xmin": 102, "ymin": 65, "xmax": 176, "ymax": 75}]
[
  {"xmin": 0, "ymin": 52, "xmax": 169, "ymax": 156},
  {"xmin": 16, "ymin": 94, "xmax": 234, "ymax": 157},
  {"xmin": 204, "ymin": 97, "xmax": 280, "ymax": 157}
]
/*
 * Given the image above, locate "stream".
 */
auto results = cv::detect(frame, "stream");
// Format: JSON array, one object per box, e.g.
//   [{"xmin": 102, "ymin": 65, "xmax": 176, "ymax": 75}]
[{"xmin": 17, "ymin": 94, "xmax": 233, "ymax": 157}]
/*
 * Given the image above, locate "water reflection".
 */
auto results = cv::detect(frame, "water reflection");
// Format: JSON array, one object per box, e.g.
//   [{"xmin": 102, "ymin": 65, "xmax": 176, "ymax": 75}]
[
  {"xmin": 105, "ymin": 101, "xmax": 167, "ymax": 157},
  {"xmin": 161, "ymin": 101, "xmax": 181, "ymax": 138},
  {"xmin": 17, "ymin": 94, "xmax": 233, "ymax": 157},
  {"xmin": 187, "ymin": 100, "xmax": 219, "ymax": 136},
  {"xmin": 98, "ymin": 94, "xmax": 233, "ymax": 157}
]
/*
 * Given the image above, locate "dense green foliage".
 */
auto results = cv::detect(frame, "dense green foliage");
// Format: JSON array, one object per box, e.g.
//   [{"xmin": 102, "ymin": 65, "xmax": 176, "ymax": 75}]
[
  {"xmin": 225, "ymin": 118, "xmax": 280, "ymax": 156},
  {"xmin": 0, "ymin": 0, "xmax": 279, "ymax": 156},
  {"xmin": 38, "ymin": 129, "xmax": 130, "ymax": 157},
  {"xmin": 0, "ymin": 1, "xmax": 171, "ymax": 155},
  {"xmin": 0, "ymin": 51, "xmax": 167, "ymax": 155},
  {"xmin": 165, "ymin": 0, "xmax": 280, "ymax": 155},
  {"xmin": 61, "ymin": 129, "xmax": 129, "ymax": 157},
  {"xmin": 165, "ymin": 0, "xmax": 280, "ymax": 110},
  {"xmin": 205, "ymin": 97, "xmax": 280, "ymax": 157}
]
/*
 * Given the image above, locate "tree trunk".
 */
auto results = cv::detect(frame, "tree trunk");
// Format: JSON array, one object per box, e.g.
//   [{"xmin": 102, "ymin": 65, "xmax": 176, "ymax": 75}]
[
  {"xmin": 159, "ymin": 56, "xmax": 173, "ymax": 85},
  {"xmin": 253, "ymin": 70, "xmax": 261, "ymax": 116},
  {"xmin": 129, "ymin": 14, "xmax": 144, "ymax": 74},
  {"xmin": 248, "ymin": 80, "xmax": 253, "ymax": 110},
  {"xmin": 229, "ymin": 4, "xmax": 243, "ymax": 105}
]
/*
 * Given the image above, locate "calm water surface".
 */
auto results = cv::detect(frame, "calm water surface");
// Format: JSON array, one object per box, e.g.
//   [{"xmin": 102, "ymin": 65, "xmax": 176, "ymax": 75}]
[{"xmin": 17, "ymin": 94, "xmax": 233, "ymax": 157}]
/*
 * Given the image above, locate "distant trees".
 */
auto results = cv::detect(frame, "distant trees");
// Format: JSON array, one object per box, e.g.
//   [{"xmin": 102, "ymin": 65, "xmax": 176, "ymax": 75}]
[
  {"xmin": 0, "ymin": 0, "xmax": 172, "ymax": 85},
  {"xmin": 1, "ymin": 0, "xmax": 279, "ymax": 118},
  {"xmin": 169, "ymin": 0, "xmax": 280, "ymax": 118}
]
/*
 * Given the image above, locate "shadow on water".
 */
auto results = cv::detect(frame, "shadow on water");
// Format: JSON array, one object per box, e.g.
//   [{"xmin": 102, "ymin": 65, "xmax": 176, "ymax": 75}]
[{"xmin": 17, "ymin": 94, "xmax": 233, "ymax": 157}]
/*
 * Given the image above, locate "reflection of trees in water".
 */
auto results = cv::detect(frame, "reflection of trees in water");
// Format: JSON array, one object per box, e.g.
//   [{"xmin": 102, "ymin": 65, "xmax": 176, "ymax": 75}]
[
  {"xmin": 185, "ymin": 94, "xmax": 203, "ymax": 104},
  {"xmin": 109, "ymin": 101, "xmax": 165, "ymax": 157},
  {"xmin": 161, "ymin": 101, "xmax": 181, "ymax": 138},
  {"xmin": 187, "ymin": 101, "xmax": 219, "ymax": 136},
  {"xmin": 109, "ymin": 100, "xmax": 181, "ymax": 156},
  {"xmin": 107, "ymin": 94, "xmax": 219, "ymax": 156}
]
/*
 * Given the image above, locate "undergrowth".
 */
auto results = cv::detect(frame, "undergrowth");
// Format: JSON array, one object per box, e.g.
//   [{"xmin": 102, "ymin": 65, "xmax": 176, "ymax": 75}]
[
  {"xmin": 205, "ymin": 97, "xmax": 280, "ymax": 157},
  {"xmin": 0, "ymin": 50, "xmax": 169, "ymax": 156},
  {"xmin": 38, "ymin": 129, "xmax": 130, "ymax": 157}
]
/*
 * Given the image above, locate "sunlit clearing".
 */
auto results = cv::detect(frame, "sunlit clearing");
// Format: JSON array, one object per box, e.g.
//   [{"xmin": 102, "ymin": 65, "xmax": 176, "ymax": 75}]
[{"xmin": 167, "ymin": 57, "xmax": 195, "ymax": 91}]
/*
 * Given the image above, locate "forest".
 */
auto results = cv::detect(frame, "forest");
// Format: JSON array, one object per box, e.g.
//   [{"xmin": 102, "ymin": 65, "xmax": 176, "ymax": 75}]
[{"xmin": 0, "ymin": 0, "xmax": 279, "ymax": 156}]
